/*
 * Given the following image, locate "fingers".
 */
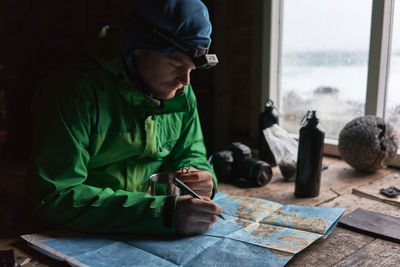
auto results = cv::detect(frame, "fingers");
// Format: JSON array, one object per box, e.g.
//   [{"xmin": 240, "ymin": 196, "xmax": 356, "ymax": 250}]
[
  {"xmin": 178, "ymin": 196, "xmax": 222, "ymax": 216},
  {"xmin": 175, "ymin": 195, "xmax": 222, "ymax": 236},
  {"xmin": 182, "ymin": 180, "xmax": 212, "ymax": 192},
  {"xmin": 190, "ymin": 197, "xmax": 222, "ymax": 216},
  {"xmin": 176, "ymin": 169, "xmax": 214, "ymax": 197},
  {"xmin": 185, "ymin": 210, "xmax": 219, "ymax": 224},
  {"xmin": 176, "ymin": 168, "xmax": 206, "ymax": 182},
  {"xmin": 176, "ymin": 166, "xmax": 198, "ymax": 175},
  {"xmin": 192, "ymin": 189, "xmax": 212, "ymax": 198}
]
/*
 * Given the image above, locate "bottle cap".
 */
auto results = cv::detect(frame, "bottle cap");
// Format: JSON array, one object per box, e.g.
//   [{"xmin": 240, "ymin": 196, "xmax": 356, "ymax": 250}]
[{"xmin": 301, "ymin": 110, "xmax": 319, "ymax": 125}]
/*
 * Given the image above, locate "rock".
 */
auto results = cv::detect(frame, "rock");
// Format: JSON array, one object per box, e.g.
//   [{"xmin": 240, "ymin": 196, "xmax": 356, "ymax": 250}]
[{"xmin": 338, "ymin": 115, "xmax": 399, "ymax": 173}]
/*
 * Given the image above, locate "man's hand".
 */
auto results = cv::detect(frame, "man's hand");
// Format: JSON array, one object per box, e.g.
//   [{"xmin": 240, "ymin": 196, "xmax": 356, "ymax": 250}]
[
  {"xmin": 175, "ymin": 195, "xmax": 222, "ymax": 235},
  {"xmin": 175, "ymin": 167, "xmax": 214, "ymax": 198}
]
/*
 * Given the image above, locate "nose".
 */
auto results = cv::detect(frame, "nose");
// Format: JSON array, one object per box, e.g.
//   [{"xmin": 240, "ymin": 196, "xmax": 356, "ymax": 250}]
[{"xmin": 176, "ymin": 68, "xmax": 191, "ymax": 86}]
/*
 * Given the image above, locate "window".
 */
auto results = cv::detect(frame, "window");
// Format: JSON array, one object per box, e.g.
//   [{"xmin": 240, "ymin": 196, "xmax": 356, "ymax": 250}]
[
  {"xmin": 280, "ymin": 0, "xmax": 372, "ymax": 139},
  {"xmin": 385, "ymin": 3, "xmax": 400, "ymax": 136},
  {"xmin": 261, "ymin": 0, "xmax": 399, "ymax": 166}
]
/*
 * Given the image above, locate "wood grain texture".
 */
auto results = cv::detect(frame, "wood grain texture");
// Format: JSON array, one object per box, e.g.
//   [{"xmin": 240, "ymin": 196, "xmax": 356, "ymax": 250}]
[
  {"xmin": 286, "ymin": 228, "xmax": 374, "ymax": 266},
  {"xmin": 319, "ymin": 192, "xmax": 400, "ymax": 217},
  {"xmin": 351, "ymin": 172, "xmax": 400, "ymax": 207},
  {"xmin": 336, "ymin": 238, "xmax": 400, "ymax": 267}
]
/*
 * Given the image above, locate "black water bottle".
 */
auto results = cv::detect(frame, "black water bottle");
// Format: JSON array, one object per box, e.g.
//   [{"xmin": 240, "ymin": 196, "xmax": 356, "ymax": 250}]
[
  {"xmin": 259, "ymin": 99, "xmax": 279, "ymax": 166},
  {"xmin": 295, "ymin": 110, "xmax": 325, "ymax": 197}
]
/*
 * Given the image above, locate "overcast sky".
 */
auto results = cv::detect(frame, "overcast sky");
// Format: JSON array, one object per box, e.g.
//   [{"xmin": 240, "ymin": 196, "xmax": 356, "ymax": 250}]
[{"xmin": 282, "ymin": 0, "xmax": 400, "ymax": 52}]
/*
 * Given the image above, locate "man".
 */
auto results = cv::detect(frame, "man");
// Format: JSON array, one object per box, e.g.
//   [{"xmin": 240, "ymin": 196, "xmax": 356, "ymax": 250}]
[{"xmin": 28, "ymin": 0, "xmax": 221, "ymax": 236}]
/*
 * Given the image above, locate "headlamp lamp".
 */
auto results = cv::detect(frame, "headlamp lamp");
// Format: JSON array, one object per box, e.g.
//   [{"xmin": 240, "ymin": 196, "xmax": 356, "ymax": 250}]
[
  {"xmin": 188, "ymin": 47, "xmax": 219, "ymax": 69},
  {"xmin": 134, "ymin": 15, "xmax": 218, "ymax": 69}
]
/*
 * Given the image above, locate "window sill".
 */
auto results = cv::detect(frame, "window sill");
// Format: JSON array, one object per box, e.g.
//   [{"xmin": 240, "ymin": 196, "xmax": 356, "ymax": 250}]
[{"xmin": 288, "ymin": 134, "xmax": 400, "ymax": 168}]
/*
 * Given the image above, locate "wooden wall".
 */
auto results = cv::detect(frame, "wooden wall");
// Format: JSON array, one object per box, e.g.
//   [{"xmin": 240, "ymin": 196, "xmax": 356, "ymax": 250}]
[
  {"xmin": 209, "ymin": 1, "xmax": 257, "ymax": 153},
  {"xmin": 0, "ymin": 0, "xmax": 257, "ymax": 160}
]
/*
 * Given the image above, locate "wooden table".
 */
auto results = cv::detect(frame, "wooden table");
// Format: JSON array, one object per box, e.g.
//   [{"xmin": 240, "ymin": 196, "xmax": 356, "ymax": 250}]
[
  {"xmin": 1, "ymin": 156, "xmax": 399, "ymax": 266},
  {"xmin": 218, "ymin": 156, "xmax": 400, "ymax": 266}
]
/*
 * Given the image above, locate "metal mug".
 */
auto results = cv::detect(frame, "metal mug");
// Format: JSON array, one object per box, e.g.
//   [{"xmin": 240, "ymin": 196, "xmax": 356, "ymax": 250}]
[{"xmin": 149, "ymin": 172, "xmax": 180, "ymax": 196}]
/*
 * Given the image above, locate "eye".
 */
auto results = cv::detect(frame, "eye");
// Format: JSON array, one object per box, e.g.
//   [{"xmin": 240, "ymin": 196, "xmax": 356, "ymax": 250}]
[
  {"xmin": 167, "ymin": 58, "xmax": 192, "ymax": 73},
  {"xmin": 169, "ymin": 64, "xmax": 188, "ymax": 74},
  {"xmin": 171, "ymin": 63, "xmax": 182, "ymax": 69},
  {"xmin": 169, "ymin": 61, "xmax": 183, "ymax": 69}
]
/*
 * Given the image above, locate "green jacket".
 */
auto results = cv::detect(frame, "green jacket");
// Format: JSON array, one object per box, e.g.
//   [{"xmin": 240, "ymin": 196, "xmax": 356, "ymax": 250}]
[{"xmin": 28, "ymin": 25, "xmax": 217, "ymax": 235}]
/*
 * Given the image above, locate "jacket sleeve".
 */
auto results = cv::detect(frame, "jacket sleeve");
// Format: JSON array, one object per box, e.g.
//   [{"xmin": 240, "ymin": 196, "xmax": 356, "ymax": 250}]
[
  {"xmin": 162, "ymin": 85, "xmax": 218, "ymax": 197},
  {"xmin": 29, "ymin": 74, "xmax": 175, "ymax": 235}
]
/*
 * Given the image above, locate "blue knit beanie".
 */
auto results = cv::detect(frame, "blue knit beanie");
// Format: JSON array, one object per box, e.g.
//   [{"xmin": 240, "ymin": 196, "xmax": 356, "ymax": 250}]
[{"xmin": 123, "ymin": 0, "xmax": 212, "ymax": 59}]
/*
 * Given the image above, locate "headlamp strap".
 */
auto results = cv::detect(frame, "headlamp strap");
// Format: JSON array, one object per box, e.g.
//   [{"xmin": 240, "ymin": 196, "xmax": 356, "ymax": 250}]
[{"xmin": 132, "ymin": 14, "xmax": 207, "ymax": 60}]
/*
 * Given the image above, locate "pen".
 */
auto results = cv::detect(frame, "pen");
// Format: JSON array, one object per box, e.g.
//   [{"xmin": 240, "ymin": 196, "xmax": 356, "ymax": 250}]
[{"xmin": 173, "ymin": 177, "xmax": 225, "ymax": 220}]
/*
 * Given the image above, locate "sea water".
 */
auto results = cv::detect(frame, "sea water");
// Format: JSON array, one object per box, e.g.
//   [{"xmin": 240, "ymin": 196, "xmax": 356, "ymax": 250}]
[{"xmin": 279, "ymin": 50, "xmax": 400, "ymax": 138}]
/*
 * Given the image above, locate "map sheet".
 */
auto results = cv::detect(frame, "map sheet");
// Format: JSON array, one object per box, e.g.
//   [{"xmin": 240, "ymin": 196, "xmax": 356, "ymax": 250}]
[{"xmin": 21, "ymin": 192, "xmax": 345, "ymax": 267}]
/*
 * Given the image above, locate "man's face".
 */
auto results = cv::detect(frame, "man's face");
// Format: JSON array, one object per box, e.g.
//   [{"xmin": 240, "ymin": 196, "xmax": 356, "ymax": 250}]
[{"xmin": 134, "ymin": 51, "xmax": 196, "ymax": 100}]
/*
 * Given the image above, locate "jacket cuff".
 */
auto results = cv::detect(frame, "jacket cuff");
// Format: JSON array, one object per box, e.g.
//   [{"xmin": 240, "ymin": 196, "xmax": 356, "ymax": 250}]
[{"xmin": 210, "ymin": 180, "xmax": 217, "ymax": 199}]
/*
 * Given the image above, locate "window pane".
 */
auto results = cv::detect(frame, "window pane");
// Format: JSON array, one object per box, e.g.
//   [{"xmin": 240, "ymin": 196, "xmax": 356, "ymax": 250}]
[
  {"xmin": 385, "ymin": 2, "xmax": 400, "ymax": 136},
  {"xmin": 279, "ymin": 0, "xmax": 372, "ymax": 139}
]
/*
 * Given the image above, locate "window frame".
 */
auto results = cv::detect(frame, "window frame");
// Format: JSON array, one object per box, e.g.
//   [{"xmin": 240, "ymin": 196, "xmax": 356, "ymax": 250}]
[{"xmin": 255, "ymin": 0, "xmax": 399, "ymax": 167}]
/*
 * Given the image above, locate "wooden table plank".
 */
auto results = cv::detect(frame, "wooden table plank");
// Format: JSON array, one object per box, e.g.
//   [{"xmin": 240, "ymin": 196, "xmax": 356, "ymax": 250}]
[
  {"xmin": 319, "ymin": 158, "xmax": 393, "ymax": 195},
  {"xmin": 336, "ymin": 238, "xmax": 400, "ymax": 266},
  {"xmin": 286, "ymin": 228, "xmax": 374, "ymax": 266},
  {"xmin": 319, "ymin": 192, "xmax": 400, "ymax": 217},
  {"xmin": 311, "ymin": 189, "xmax": 400, "ymax": 266},
  {"xmin": 217, "ymin": 173, "xmax": 338, "ymax": 206},
  {"xmin": 351, "ymin": 172, "xmax": 400, "ymax": 207}
]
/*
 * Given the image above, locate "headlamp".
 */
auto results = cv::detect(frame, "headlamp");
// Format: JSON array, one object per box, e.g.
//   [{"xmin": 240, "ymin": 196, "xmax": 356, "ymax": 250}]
[
  {"xmin": 188, "ymin": 47, "xmax": 218, "ymax": 69},
  {"xmin": 134, "ymin": 15, "xmax": 218, "ymax": 69}
]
